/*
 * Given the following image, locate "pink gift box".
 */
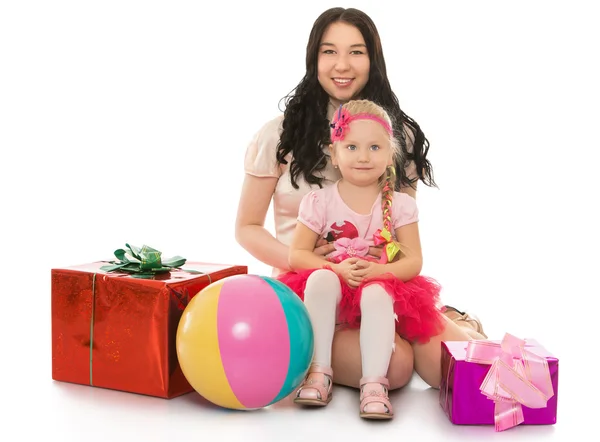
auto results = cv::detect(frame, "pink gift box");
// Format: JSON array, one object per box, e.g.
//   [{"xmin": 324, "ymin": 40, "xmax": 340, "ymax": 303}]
[{"xmin": 439, "ymin": 334, "xmax": 559, "ymax": 431}]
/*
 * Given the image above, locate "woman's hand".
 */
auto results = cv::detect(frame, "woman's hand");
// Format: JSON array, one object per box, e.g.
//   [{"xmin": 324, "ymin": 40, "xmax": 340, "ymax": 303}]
[
  {"xmin": 314, "ymin": 237, "xmax": 335, "ymax": 257},
  {"xmin": 314, "ymin": 238, "xmax": 380, "ymax": 258},
  {"xmin": 368, "ymin": 245, "xmax": 383, "ymax": 259}
]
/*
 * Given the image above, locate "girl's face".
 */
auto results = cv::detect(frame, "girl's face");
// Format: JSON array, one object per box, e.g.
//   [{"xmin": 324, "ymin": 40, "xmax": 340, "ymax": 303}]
[
  {"xmin": 330, "ymin": 120, "xmax": 393, "ymax": 187},
  {"xmin": 317, "ymin": 22, "xmax": 370, "ymax": 107}
]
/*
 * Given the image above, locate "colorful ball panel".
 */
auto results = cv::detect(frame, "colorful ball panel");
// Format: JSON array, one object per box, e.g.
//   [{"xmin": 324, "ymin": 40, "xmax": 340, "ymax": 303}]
[
  {"xmin": 262, "ymin": 277, "xmax": 314, "ymax": 405},
  {"xmin": 217, "ymin": 275, "xmax": 291, "ymax": 409},
  {"xmin": 176, "ymin": 278, "xmax": 243, "ymax": 409}
]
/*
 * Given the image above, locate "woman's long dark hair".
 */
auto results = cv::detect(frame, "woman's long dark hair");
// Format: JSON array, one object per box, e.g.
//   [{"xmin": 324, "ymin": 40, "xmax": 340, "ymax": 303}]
[{"xmin": 276, "ymin": 7, "xmax": 436, "ymax": 191}]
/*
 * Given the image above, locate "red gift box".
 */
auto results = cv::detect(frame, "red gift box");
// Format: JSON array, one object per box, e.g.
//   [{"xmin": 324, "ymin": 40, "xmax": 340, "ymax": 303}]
[{"xmin": 51, "ymin": 261, "xmax": 247, "ymax": 398}]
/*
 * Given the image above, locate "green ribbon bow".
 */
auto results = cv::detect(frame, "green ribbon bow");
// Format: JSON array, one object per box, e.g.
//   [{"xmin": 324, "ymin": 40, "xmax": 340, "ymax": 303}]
[{"xmin": 100, "ymin": 243, "xmax": 193, "ymax": 278}]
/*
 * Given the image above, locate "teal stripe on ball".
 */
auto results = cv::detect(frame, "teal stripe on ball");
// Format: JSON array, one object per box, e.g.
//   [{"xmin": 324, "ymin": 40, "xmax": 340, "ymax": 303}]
[{"xmin": 261, "ymin": 276, "xmax": 314, "ymax": 405}]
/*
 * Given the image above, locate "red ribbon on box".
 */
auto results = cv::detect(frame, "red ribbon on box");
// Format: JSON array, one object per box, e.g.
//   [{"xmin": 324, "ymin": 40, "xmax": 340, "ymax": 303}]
[{"xmin": 464, "ymin": 333, "xmax": 555, "ymax": 432}]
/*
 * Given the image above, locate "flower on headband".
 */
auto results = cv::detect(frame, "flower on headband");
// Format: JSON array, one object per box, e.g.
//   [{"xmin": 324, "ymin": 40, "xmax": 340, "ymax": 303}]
[{"xmin": 330, "ymin": 107, "xmax": 352, "ymax": 142}]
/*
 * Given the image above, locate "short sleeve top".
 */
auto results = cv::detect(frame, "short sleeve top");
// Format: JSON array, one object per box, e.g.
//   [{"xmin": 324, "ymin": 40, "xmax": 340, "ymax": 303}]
[
  {"xmin": 244, "ymin": 114, "xmax": 341, "ymax": 276},
  {"xmin": 297, "ymin": 183, "xmax": 419, "ymax": 243}
]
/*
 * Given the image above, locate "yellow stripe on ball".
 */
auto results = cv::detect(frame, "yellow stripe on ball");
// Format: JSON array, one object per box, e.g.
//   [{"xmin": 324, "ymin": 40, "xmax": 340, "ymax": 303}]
[{"xmin": 176, "ymin": 281, "xmax": 243, "ymax": 409}]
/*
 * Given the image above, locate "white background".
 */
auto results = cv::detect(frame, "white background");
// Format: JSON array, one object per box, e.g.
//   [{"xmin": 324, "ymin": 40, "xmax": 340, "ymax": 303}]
[{"xmin": 1, "ymin": 0, "xmax": 598, "ymax": 440}]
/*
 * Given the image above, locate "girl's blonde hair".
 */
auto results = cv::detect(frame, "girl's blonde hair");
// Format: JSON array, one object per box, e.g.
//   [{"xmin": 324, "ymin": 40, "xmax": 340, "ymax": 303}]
[{"xmin": 331, "ymin": 99, "xmax": 403, "ymax": 263}]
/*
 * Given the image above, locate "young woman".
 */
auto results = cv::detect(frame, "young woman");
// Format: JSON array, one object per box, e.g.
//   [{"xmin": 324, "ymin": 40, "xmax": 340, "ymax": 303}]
[{"xmin": 235, "ymin": 7, "xmax": 485, "ymax": 391}]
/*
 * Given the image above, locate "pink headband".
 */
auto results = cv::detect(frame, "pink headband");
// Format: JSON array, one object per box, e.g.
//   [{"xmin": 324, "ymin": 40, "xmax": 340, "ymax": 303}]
[{"xmin": 330, "ymin": 105, "xmax": 393, "ymax": 142}]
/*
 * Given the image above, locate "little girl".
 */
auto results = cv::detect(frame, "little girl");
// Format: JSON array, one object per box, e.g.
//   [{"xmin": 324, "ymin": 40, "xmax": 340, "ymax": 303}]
[{"xmin": 278, "ymin": 99, "xmax": 445, "ymax": 420}]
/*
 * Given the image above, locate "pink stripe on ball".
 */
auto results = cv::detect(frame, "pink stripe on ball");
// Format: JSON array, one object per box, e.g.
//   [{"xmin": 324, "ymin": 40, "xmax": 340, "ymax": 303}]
[{"xmin": 217, "ymin": 275, "xmax": 290, "ymax": 408}]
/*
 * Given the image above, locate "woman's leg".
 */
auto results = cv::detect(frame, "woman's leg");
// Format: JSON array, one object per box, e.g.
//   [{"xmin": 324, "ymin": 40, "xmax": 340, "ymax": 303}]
[
  {"xmin": 331, "ymin": 330, "xmax": 414, "ymax": 390},
  {"xmin": 412, "ymin": 314, "xmax": 473, "ymax": 388}
]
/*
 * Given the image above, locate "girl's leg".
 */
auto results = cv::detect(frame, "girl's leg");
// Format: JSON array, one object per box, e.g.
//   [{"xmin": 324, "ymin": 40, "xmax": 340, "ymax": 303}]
[
  {"xmin": 357, "ymin": 283, "xmax": 397, "ymax": 419},
  {"xmin": 294, "ymin": 269, "xmax": 341, "ymax": 405},
  {"xmin": 331, "ymin": 330, "xmax": 414, "ymax": 390},
  {"xmin": 412, "ymin": 314, "xmax": 474, "ymax": 388}
]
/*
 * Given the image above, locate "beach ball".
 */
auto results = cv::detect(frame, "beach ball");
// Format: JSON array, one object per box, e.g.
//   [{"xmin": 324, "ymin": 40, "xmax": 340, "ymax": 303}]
[{"xmin": 176, "ymin": 274, "xmax": 314, "ymax": 410}]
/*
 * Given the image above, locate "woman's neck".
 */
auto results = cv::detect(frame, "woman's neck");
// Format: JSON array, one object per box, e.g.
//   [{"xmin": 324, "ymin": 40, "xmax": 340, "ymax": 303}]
[
  {"xmin": 327, "ymin": 100, "xmax": 340, "ymax": 120},
  {"xmin": 327, "ymin": 98, "xmax": 350, "ymax": 119},
  {"xmin": 328, "ymin": 94, "xmax": 363, "ymax": 114}
]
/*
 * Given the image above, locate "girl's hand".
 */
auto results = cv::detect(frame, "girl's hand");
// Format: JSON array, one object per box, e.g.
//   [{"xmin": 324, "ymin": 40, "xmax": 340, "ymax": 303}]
[
  {"xmin": 314, "ymin": 238, "xmax": 335, "ymax": 257},
  {"xmin": 352, "ymin": 260, "xmax": 385, "ymax": 280},
  {"xmin": 331, "ymin": 258, "xmax": 361, "ymax": 287}
]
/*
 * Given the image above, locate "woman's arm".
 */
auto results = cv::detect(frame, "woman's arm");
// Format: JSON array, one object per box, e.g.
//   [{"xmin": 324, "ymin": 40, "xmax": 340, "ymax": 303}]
[
  {"xmin": 235, "ymin": 174, "xmax": 335, "ymax": 271},
  {"xmin": 235, "ymin": 174, "xmax": 291, "ymax": 271}
]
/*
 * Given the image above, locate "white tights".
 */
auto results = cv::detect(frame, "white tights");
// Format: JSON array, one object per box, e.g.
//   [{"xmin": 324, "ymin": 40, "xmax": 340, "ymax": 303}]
[{"xmin": 303, "ymin": 269, "xmax": 396, "ymax": 379}]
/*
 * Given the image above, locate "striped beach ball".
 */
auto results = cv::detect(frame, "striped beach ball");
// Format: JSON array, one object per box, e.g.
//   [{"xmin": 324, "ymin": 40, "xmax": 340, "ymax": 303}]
[{"xmin": 176, "ymin": 274, "xmax": 314, "ymax": 410}]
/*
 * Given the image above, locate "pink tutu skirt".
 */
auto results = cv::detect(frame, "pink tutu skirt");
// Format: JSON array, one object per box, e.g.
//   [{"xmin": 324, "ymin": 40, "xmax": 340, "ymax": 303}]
[{"xmin": 278, "ymin": 268, "xmax": 444, "ymax": 343}]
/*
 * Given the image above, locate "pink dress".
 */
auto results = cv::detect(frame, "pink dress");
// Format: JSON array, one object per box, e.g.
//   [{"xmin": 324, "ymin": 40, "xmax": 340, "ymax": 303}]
[{"xmin": 277, "ymin": 182, "xmax": 444, "ymax": 343}]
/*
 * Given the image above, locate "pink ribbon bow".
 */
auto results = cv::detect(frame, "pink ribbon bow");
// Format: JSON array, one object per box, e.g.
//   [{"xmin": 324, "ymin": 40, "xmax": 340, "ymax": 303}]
[
  {"xmin": 372, "ymin": 229, "xmax": 387, "ymax": 246},
  {"xmin": 464, "ymin": 333, "xmax": 555, "ymax": 432},
  {"xmin": 328, "ymin": 237, "xmax": 370, "ymax": 263}
]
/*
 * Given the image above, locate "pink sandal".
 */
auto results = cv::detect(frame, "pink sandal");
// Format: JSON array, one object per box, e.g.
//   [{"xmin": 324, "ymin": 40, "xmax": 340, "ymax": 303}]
[
  {"xmin": 293, "ymin": 364, "xmax": 333, "ymax": 406},
  {"xmin": 359, "ymin": 376, "xmax": 394, "ymax": 420}
]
